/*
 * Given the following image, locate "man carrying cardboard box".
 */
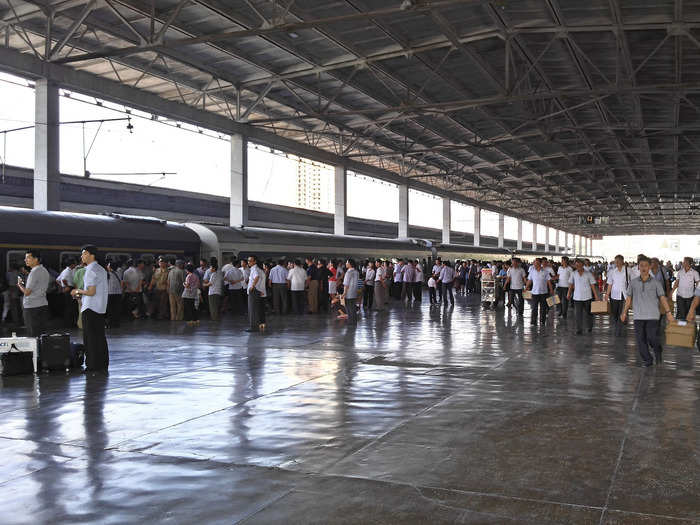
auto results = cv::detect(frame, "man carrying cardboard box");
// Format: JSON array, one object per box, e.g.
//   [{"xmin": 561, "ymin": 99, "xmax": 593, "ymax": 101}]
[
  {"xmin": 605, "ymin": 254, "xmax": 629, "ymax": 337},
  {"xmin": 673, "ymin": 257, "xmax": 700, "ymax": 320},
  {"xmin": 620, "ymin": 256, "xmax": 674, "ymax": 367},
  {"xmin": 567, "ymin": 259, "xmax": 600, "ymax": 335},
  {"xmin": 684, "ymin": 285, "xmax": 700, "ymax": 323}
]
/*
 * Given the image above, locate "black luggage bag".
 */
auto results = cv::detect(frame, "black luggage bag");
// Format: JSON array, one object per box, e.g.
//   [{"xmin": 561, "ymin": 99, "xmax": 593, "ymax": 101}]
[
  {"xmin": 1, "ymin": 345, "xmax": 34, "ymax": 376},
  {"xmin": 39, "ymin": 333, "xmax": 72, "ymax": 371}
]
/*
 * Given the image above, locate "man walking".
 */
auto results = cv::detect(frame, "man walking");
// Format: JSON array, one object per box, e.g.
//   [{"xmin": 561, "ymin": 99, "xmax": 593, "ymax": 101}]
[
  {"xmin": 567, "ymin": 259, "xmax": 600, "ymax": 334},
  {"xmin": 672, "ymin": 257, "xmax": 699, "ymax": 320},
  {"xmin": 556, "ymin": 256, "xmax": 573, "ymax": 318},
  {"xmin": 526, "ymin": 258, "xmax": 553, "ymax": 326},
  {"xmin": 246, "ymin": 255, "xmax": 266, "ymax": 332},
  {"xmin": 341, "ymin": 259, "xmax": 359, "ymax": 324},
  {"xmin": 605, "ymin": 255, "xmax": 629, "ymax": 336}
]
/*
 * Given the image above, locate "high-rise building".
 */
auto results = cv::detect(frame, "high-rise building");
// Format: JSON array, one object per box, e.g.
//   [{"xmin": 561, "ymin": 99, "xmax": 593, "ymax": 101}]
[{"xmin": 295, "ymin": 160, "xmax": 332, "ymax": 212}]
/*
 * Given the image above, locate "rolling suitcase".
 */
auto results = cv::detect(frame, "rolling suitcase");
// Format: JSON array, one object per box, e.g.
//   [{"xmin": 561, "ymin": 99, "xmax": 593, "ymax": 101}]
[{"xmin": 39, "ymin": 333, "xmax": 72, "ymax": 371}]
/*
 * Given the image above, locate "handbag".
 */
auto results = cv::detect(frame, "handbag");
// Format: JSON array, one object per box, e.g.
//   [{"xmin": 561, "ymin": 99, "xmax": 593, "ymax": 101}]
[{"xmin": 1, "ymin": 344, "xmax": 35, "ymax": 376}]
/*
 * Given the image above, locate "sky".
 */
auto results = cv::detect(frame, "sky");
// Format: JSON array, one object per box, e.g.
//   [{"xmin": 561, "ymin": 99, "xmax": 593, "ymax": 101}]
[{"xmin": 0, "ymin": 71, "xmax": 619, "ymax": 253}]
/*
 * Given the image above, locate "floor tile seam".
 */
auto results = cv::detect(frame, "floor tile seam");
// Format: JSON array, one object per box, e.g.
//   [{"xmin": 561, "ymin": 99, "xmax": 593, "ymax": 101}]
[
  {"xmin": 0, "ymin": 453, "xmax": 84, "ymax": 487},
  {"xmin": 233, "ymin": 488, "xmax": 297, "ymax": 525},
  {"xmin": 316, "ymin": 353, "xmax": 520, "ymax": 474},
  {"xmin": 597, "ymin": 369, "xmax": 647, "ymax": 525},
  {"xmin": 107, "ymin": 369, "xmax": 341, "ymax": 448}
]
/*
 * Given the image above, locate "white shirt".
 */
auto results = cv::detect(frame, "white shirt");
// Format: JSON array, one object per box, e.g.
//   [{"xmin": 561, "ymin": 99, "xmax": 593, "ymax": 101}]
[
  {"xmin": 241, "ymin": 266, "xmax": 250, "ymax": 286},
  {"xmin": 528, "ymin": 268, "xmax": 550, "ymax": 295},
  {"xmin": 394, "ymin": 265, "xmax": 403, "ymax": 282},
  {"xmin": 629, "ymin": 265, "xmax": 640, "ymax": 280},
  {"xmin": 23, "ymin": 265, "xmax": 50, "ymax": 309},
  {"xmin": 56, "ymin": 266, "xmax": 75, "ymax": 288},
  {"xmin": 224, "ymin": 267, "xmax": 244, "ymax": 290},
  {"xmin": 287, "ymin": 266, "xmax": 307, "ymax": 291},
  {"xmin": 507, "ymin": 267, "xmax": 526, "ymax": 290},
  {"xmin": 428, "ymin": 277, "xmax": 436, "ymax": 288},
  {"xmin": 248, "ymin": 264, "xmax": 266, "ymax": 296},
  {"xmin": 365, "ymin": 268, "xmax": 375, "ymax": 285},
  {"xmin": 557, "ymin": 266, "xmax": 573, "ymax": 288},
  {"xmin": 432, "ymin": 264, "xmax": 441, "ymax": 276},
  {"xmin": 82, "ymin": 261, "xmax": 108, "ymax": 314},
  {"xmin": 221, "ymin": 263, "xmax": 233, "ymax": 276},
  {"xmin": 606, "ymin": 266, "xmax": 629, "ymax": 300},
  {"xmin": 439, "ymin": 266, "xmax": 455, "ymax": 283},
  {"xmin": 207, "ymin": 270, "xmax": 224, "ymax": 295},
  {"xmin": 676, "ymin": 267, "xmax": 700, "ymax": 298},
  {"xmin": 107, "ymin": 271, "xmax": 122, "ymax": 295},
  {"xmin": 269, "ymin": 264, "xmax": 289, "ymax": 284},
  {"xmin": 123, "ymin": 267, "xmax": 144, "ymax": 293},
  {"xmin": 414, "ymin": 264, "xmax": 423, "ymax": 283},
  {"xmin": 375, "ymin": 267, "xmax": 384, "ymax": 282},
  {"xmin": 571, "ymin": 270, "xmax": 596, "ymax": 301}
]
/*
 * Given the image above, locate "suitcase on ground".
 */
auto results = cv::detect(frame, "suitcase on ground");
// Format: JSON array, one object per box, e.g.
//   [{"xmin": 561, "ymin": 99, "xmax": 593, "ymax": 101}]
[
  {"xmin": 0, "ymin": 335, "xmax": 38, "ymax": 374},
  {"xmin": 70, "ymin": 342, "xmax": 85, "ymax": 369},
  {"xmin": 39, "ymin": 333, "xmax": 72, "ymax": 371},
  {"xmin": 1, "ymin": 345, "xmax": 34, "ymax": 376}
]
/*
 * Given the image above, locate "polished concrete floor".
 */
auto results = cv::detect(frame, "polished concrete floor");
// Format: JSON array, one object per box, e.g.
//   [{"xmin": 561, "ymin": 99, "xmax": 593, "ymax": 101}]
[{"xmin": 1, "ymin": 294, "xmax": 699, "ymax": 524}]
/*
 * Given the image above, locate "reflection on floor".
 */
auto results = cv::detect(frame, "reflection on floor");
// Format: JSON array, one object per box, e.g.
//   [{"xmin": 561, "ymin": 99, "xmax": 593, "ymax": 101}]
[{"xmin": 1, "ymin": 295, "xmax": 699, "ymax": 524}]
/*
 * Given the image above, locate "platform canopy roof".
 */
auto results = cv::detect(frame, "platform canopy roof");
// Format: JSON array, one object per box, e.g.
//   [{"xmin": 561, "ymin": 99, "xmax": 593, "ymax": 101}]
[{"xmin": 2, "ymin": 0, "xmax": 700, "ymax": 235}]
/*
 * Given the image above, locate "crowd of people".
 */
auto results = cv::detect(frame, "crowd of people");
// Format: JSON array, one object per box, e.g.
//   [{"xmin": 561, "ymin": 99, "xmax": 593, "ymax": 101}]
[{"xmin": 2, "ymin": 249, "xmax": 699, "ymax": 371}]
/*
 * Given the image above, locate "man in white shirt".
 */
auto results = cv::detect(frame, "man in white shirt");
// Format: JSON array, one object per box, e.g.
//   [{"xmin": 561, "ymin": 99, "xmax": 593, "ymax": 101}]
[
  {"xmin": 605, "ymin": 254, "xmax": 629, "ymax": 336},
  {"xmin": 341, "ymin": 259, "xmax": 360, "ymax": 324},
  {"xmin": 567, "ymin": 259, "xmax": 600, "ymax": 334},
  {"xmin": 373, "ymin": 260, "xmax": 387, "ymax": 311},
  {"xmin": 556, "ymin": 256, "xmax": 573, "ymax": 318},
  {"xmin": 526, "ymin": 258, "xmax": 553, "ymax": 325},
  {"xmin": 122, "ymin": 259, "xmax": 145, "ymax": 319},
  {"xmin": 505, "ymin": 258, "xmax": 527, "ymax": 315},
  {"xmin": 17, "ymin": 249, "xmax": 51, "ymax": 337},
  {"xmin": 224, "ymin": 262, "xmax": 245, "ymax": 315},
  {"xmin": 269, "ymin": 259, "xmax": 289, "ymax": 315},
  {"xmin": 287, "ymin": 260, "xmax": 307, "ymax": 315},
  {"xmin": 438, "ymin": 261, "xmax": 456, "ymax": 306},
  {"xmin": 57, "ymin": 258, "xmax": 77, "ymax": 327},
  {"xmin": 413, "ymin": 260, "xmax": 423, "ymax": 303},
  {"xmin": 364, "ymin": 261, "xmax": 375, "ymax": 310},
  {"xmin": 246, "ymin": 255, "xmax": 266, "ymax": 332},
  {"xmin": 672, "ymin": 257, "xmax": 699, "ymax": 320},
  {"xmin": 71, "ymin": 245, "xmax": 109, "ymax": 371}
]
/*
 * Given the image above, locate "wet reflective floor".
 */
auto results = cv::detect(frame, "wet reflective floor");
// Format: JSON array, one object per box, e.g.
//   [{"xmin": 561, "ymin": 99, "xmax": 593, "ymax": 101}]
[{"xmin": 1, "ymin": 295, "xmax": 699, "ymax": 524}]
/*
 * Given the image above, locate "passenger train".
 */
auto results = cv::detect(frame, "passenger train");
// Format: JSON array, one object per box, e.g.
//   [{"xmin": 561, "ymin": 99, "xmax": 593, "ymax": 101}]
[{"xmin": 0, "ymin": 206, "xmax": 575, "ymax": 276}]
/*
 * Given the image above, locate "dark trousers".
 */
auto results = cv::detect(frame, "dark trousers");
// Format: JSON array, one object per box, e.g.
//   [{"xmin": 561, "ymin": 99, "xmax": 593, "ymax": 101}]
[
  {"xmin": 363, "ymin": 285, "xmax": 374, "ymax": 309},
  {"xmin": 290, "ymin": 290, "xmax": 305, "ymax": 314},
  {"xmin": 126, "ymin": 292, "xmax": 144, "ymax": 318},
  {"xmin": 610, "ymin": 298, "xmax": 625, "ymax": 336},
  {"xmin": 573, "ymin": 299, "xmax": 592, "ymax": 332},
  {"xmin": 413, "ymin": 282, "xmax": 421, "ymax": 302},
  {"xmin": 230, "ymin": 289, "xmax": 245, "ymax": 315},
  {"xmin": 677, "ymin": 296, "xmax": 693, "ymax": 320},
  {"xmin": 633, "ymin": 319, "xmax": 661, "ymax": 365},
  {"xmin": 346, "ymin": 297, "xmax": 357, "ymax": 324},
  {"xmin": 556, "ymin": 287, "xmax": 569, "ymax": 317},
  {"xmin": 23, "ymin": 305, "xmax": 49, "ymax": 337},
  {"xmin": 272, "ymin": 283, "xmax": 288, "ymax": 314},
  {"xmin": 510, "ymin": 289, "xmax": 524, "ymax": 314},
  {"xmin": 184, "ymin": 298, "xmax": 197, "ymax": 321},
  {"xmin": 442, "ymin": 282, "xmax": 454, "ymax": 305},
  {"xmin": 436, "ymin": 279, "xmax": 443, "ymax": 302},
  {"xmin": 429, "ymin": 287, "xmax": 437, "ymax": 304},
  {"xmin": 248, "ymin": 290, "xmax": 265, "ymax": 329},
  {"xmin": 531, "ymin": 294, "xmax": 547, "ymax": 324},
  {"xmin": 401, "ymin": 282, "xmax": 409, "ymax": 301},
  {"xmin": 83, "ymin": 308, "xmax": 109, "ymax": 371},
  {"xmin": 63, "ymin": 291, "xmax": 76, "ymax": 327},
  {"xmin": 106, "ymin": 294, "xmax": 121, "ymax": 328}
]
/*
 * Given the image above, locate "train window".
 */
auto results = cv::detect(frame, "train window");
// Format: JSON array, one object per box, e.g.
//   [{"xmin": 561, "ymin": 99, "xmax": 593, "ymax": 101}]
[
  {"xmin": 59, "ymin": 251, "xmax": 81, "ymax": 268},
  {"xmin": 140, "ymin": 254, "xmax": 155, "ymax": 265},
  {"xmin": 7, "ymin": 250, "xmax": 25, "ymax": 271},
  {"xmin": 105, "ymin": 252, "xmax": 131, "ymax": 266}
]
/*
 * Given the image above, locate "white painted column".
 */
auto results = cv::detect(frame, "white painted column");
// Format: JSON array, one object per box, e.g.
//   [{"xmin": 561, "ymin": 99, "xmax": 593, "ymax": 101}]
[
  {"xmin": 398, "ymin": 184, "xmax": 409, "ymax": 238},
  {"xmin": 531, "ymin": 223, "xmax": 537, "ymax": 251},
  {"xmin": 473, "ymin": 207, "xmax": 481, "ymax": 247},
  {"xmin": 555, "ymin": 230, "xmax": 560, "ymax": 253},
  {"xmin": 34, "ymin": 79, "xmax": 60, "ymax": 211},
  {"xmin": 334, "ymin": 165, "xmax": 347, "ymax": 235},
  {"xmin": 517, "ymin": 219, "xmax": 523, "ymax": 251},
  {"xmin": 230, "ymin": 134, "xmax": 248, "ymax": 228},
  {"xmin": 545, "ymin": 227, "xmax": 550, "ymax": 252},
  {"xmin": 498, "ymin": 213, "xmax": 505, "ymax": 248},
  {"xmin": 442, "ymin": 197, "xmax": 450, "ymax": 244}
]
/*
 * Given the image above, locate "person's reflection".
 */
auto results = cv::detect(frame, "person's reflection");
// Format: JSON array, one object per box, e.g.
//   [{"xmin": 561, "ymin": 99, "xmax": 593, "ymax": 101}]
[
  {"xmin": 229, "ymin": 347, "xmax": 265, "ymax": 461},
  {"xmin": 83, "ymin": 373, "xmax": 108, "ymax": 499}
]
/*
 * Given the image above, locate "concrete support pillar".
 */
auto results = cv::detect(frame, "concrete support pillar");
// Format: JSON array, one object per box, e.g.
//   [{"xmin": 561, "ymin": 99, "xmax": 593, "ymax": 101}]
[
  {"xmin": 517, "ymin": 219, "xmax": 523, "ymax": 251},
  {"xmin": 34, "ymin": 79, "xmax": 60, "ymax": 211},
  {"xmin": 334, "ymin": 165, "xmax": 347, "ymax": 235},
  {"xmin": 230, "ymin": 134, "xmax": 248, "ymax": 228},
  {"xmin": 441, "ymin": 197, "xmax": 450, "ymax": 244},
  {"xmin": 555, "ymin": 230, "xmax": 560, "ymax": 253},
  {"xmin": 531, "ymin": 223, "xmax": 537, "ymax": 251},
  {"xmin": 498, "ymin": 213, "xmax": 504, "ymax": 248},
  {"xmin": 473, "ymin": 206, "xmax": 481, "ymax": 247},
  {"xmin": 398, "ymin": 184, "xmax": 409, "ymax": 238},
  {"xmin": 545, "ymin": 227, "xmax": 550, "ymax": 252}
]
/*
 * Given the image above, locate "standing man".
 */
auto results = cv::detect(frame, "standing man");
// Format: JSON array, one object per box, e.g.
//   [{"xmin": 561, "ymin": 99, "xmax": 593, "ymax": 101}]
[
  {"xmin": 56, "ymin": 258, "xmax": 77, "ymax": 328},
  {"xmin": 246, "ymin": 255, "xmax": 266, "ymax": 333},
  {"xmin": 526, "ymin": 258, "xmax": 553, "ymax": 326},
  {"xmin": 269, "ymin": 259, "xmax": 289, "ymax": 315},
  {"xmin": 567, "ymin": 259, "xmax": 600, "ymax": 335},
  {"xmin": 605, "ymin": 255, "xmax": 629, "ymax": 336},
  {"xmin": 620, "ymin": 256, "xmax": 674, "ymax": 367},
  {"xmin": 363, "ymin": 261, "xmax": 375, "ymax": 310},
  {"xmin": 224, "ymin": 262, "xmax": 245, "ymax": 316},
  {"xmin": 438, "ymin": 261, "xmax": 455, "ymax": 306},
  {"xmin": 556, "ymin": 257, "xmax": 573, "ymax": 318},
  {"xmin": 413, "ymin": 259, "xmax": 423, "ymax": 303},
  {"xmin": 286, "ymin": 260, "xmax": 307, "ymax": 315},
  {"xmin": 671, "ymin": 257, "xmax": 699, "ymax": 320},
  {"xmin": 71, "ymin": 245, "xmax": 109, "ymax": 372},
  {"xmin": 168, "ymin": 260, "xmax": 185, "ymax": 321},
  {"xmin": 17, "ymin": 249, "xmax": 50, "ymax": 337},
  {"xmin": 401, "ymin": 260, "xmax": 415, "ymax": 303},
  {"xmin": 374, "ymin": 260, "xmax": 387, "ymax": 311},
  {"xmin": 432, "ymin": 258, "xmax": 443, "ymax": 303},
  {"xmin": 149, "ymin": 257, "xmax": 170, "ymax": 320},
  {"xmin": 122, "ymin": 259, "xmax": 145, "ymax": 320},
  {"xmin": 305, "ymin": 257, "xmax": 319, "ymax": 314},
  {"xmin": 341, "ymin": 259, "xmax": 359, "ymax": 324},
  {"xmin": 505, "ymin": 258, "xmax": 527, "ymax": 315}
]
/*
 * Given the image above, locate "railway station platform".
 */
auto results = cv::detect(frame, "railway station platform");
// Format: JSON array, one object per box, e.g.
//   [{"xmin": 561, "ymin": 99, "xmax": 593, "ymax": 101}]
[{"xmin": 1, "ymin": 294, "xmax": 699, "ymax": 524}]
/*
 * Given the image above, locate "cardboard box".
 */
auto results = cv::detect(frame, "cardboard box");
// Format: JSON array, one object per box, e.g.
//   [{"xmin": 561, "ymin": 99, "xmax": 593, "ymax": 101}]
[
  {"xmin": 546, "ymin": 295, "xmax": 561, "ymax": 307},
  {"xmin": 590, "ymin": 300, "xmax": 610, "ymax": 314},
  {"xmin": 665, "ymin": 321, "xmax": 697, "ymax": 349},
  {"xmin": 522, "ymin": 290, "xmax": 533, "ymax": 300}
]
